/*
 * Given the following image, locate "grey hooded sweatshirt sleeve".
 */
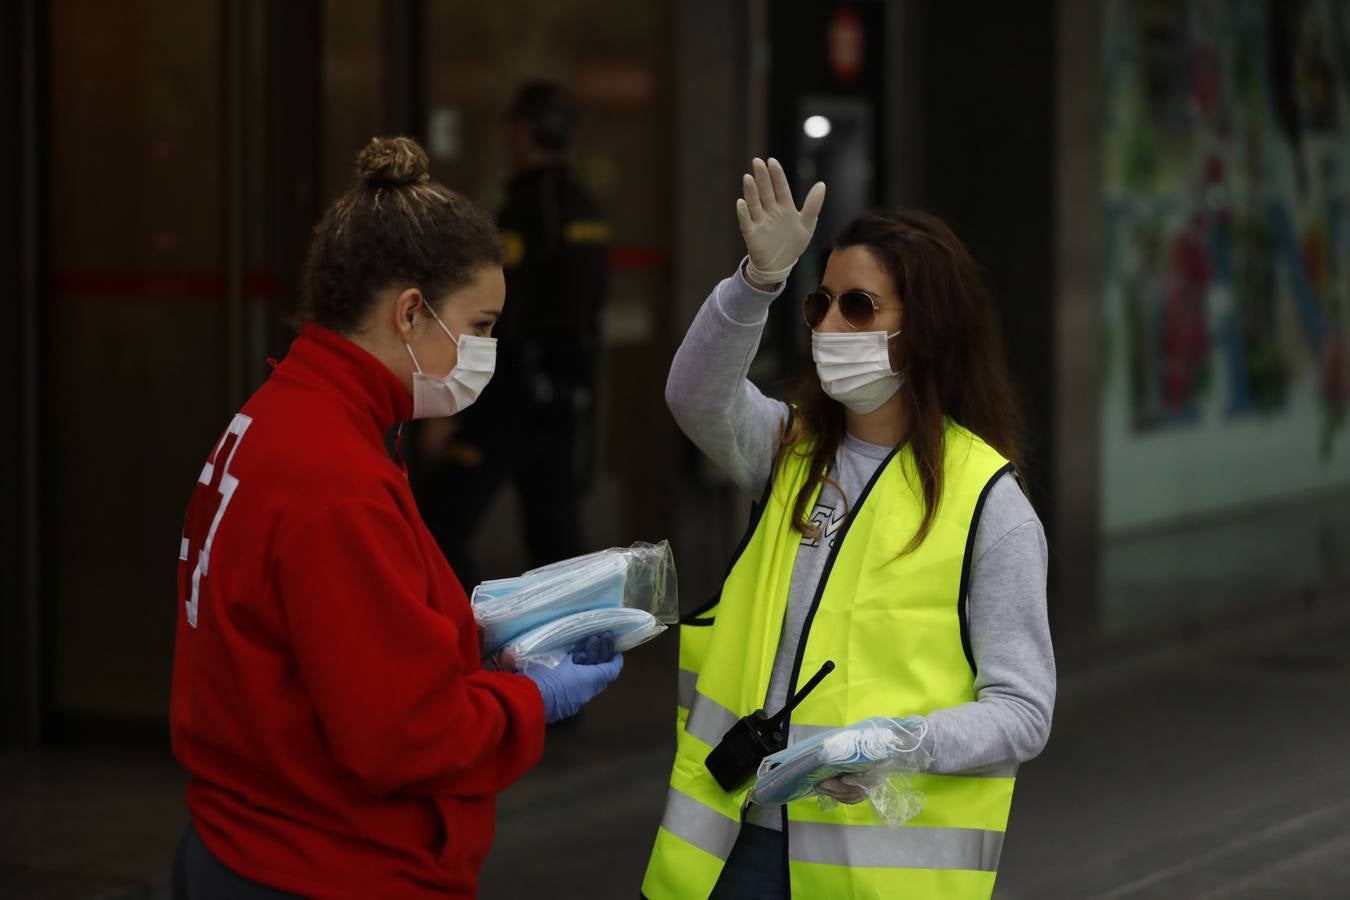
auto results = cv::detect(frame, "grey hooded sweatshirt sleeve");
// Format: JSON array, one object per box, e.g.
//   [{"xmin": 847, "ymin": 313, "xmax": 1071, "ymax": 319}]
[{"xmin": 665, "ymin": 263, "xmax": 1056, "ymax": 779}]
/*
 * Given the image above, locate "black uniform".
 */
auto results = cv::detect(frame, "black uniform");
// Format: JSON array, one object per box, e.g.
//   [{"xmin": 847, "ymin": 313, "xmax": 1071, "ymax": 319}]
[{"xmin": 413, "ymin": 165, "xmax": 608, "ymax": 585}]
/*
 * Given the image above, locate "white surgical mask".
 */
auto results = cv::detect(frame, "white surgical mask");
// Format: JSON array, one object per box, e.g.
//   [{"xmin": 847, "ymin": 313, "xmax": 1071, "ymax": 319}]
[
  {"xmin": 405, "ymin": 302, "xmax": 497, "ymax": 419},
  {"xmin": 811, "ymin": 329, "xmax": 904, "ymax": 414}
]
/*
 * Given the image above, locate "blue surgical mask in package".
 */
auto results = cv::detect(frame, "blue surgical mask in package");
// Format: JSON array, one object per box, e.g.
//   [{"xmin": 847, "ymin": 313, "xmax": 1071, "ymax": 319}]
[
  {"xmin": 494, "ymin": 607, "xmax": 668, "ymax": 670},
  {"xmin": 473, "ymin": 554, "xmax": 628, "ymax": 655},
  {"xmin": 749, "ymin": 716, "xmax": 933, "ymax": 825},
  {"xmin": 471, "ymin": 541, "xmax": 678, "ymax": 656}
]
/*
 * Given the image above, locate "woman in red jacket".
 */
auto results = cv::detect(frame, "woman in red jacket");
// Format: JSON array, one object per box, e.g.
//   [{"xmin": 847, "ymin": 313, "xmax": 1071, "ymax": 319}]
[{"xmin": 169, "ymin": 136, "xmax": 622, "ymax": 899}]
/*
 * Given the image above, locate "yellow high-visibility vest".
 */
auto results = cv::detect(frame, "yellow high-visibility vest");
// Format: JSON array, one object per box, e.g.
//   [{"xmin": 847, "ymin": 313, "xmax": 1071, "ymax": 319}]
[{"xmin": 644, "ymin": 421, "xmax": 1017, "ymax": 899}]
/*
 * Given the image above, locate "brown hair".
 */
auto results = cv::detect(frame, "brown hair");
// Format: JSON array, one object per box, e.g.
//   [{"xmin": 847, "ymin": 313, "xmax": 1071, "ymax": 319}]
[
  {"xmin": 775, "ymin": 210, "xmax": 1025, "ymax": 553},
  {"xmin": 298, "ymin": 136, "xmax": 503, "ymax": 334}
]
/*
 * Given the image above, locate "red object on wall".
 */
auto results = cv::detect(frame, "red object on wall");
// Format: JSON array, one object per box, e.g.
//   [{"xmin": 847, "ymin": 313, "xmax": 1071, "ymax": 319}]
[
  {"xmin": 51, "ymin": 270, "xmax": 282, "ymax": 300},
  {"xmin": 607, "ymin": 245, "xmax": 665, "ymax": 272},
  {"xmin": 828, "ymin": 7, "xmax": 866, "ymax": 83},
  {"xmin": 50, "ymin": 254, "xmax": 666, "ymax": 298}
]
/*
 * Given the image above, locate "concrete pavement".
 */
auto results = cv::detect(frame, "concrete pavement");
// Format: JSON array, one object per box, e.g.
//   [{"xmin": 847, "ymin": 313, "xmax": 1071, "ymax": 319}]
[{"xmin": 3, "ymin": 602, "xmax": 1347, "ymax": 899}]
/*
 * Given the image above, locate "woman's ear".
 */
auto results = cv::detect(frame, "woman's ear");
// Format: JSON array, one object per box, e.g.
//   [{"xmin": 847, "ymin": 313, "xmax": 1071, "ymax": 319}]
[{"xmin": 393, "ymin": 288, "xmax": 424, "ymax": 343}]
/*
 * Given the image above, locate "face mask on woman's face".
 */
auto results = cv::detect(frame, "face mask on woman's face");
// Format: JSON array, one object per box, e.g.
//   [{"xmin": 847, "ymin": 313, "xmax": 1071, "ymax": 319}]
[
  {"xmin": 404, "ymin": 301, "xmax": 497, "ymax": 418},
  {"xmin": 811, "ymin": 329, "xmax": 903, "ymax": 415}
]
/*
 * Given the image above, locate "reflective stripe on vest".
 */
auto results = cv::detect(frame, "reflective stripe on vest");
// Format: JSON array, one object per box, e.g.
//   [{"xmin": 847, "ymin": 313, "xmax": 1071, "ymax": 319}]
[
  {"xmin": 787, "ymin": 820, "xmax": 1005, "ymax": 871},
  {"xmin": 658, "ymin": 786, "xmax": 738, "ymax": 861},
  {"xmin": 685, "ymin": 687, "xmax": 738, "ymax": 748},
  {"xmin": 676, "ymin": 667, "xmax": 697, "ymax": 711}
]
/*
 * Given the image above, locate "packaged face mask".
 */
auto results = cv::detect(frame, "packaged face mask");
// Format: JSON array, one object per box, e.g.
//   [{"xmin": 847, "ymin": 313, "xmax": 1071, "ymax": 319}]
[
  {"xmin": 493, "ymin": 607, "xmax": 667, "ymax": 671},
  {"xmin": 515, "ymin": 548, "xmax": 611, "ymax": 580},
  {"xmin": 471, "ymin": 541, "xmax": 679, "ymax": 656},
  {"xmin": 749, "ymin": 717, "xmax": 932, "ymax": 825},
  {"xmin": 473, "ymin": 554, "xmax": 628, "ymax": 655}
]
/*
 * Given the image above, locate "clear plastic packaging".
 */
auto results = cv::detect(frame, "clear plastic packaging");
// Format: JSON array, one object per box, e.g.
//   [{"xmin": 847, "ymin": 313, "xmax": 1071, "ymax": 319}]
[
  {"xmin": 748, "ymin": 717, "xmax": 933, "ymax": 826},
  {"xmin": 493, "ymin": 607, "xmax": 667, "ymax": 670},
  {"xmin": 471, "ymin": 541, "xmax": 678, "ymax": 656}
]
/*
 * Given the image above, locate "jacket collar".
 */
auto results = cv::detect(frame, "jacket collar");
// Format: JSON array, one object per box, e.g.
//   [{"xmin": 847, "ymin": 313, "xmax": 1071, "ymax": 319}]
[{"xmin": 275, "ymin": 324, "xmax": 414, "ymax": 443}]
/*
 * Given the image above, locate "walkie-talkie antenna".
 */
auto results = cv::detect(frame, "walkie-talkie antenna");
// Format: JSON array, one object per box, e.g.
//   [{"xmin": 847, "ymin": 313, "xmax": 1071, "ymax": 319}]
[{"xmin": 767, "ymin": 660, "xmax": 835, "ymax": 727}]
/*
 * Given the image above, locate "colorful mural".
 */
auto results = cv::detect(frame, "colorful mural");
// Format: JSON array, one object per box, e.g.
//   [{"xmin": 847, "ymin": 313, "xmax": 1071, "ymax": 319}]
[{"xmin": 1103, "ymin": 0, "xmax": 1349, "ymax": 457}]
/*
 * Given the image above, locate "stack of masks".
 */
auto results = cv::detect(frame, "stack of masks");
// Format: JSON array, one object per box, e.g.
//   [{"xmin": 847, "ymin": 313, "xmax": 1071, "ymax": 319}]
[
  {"xmin": 749, "ymin": 716, "xmax": 933, "ymax": 825},
  {"xmin": 472, "ymin": 541, "xmax": 678, "ymax": 670}
]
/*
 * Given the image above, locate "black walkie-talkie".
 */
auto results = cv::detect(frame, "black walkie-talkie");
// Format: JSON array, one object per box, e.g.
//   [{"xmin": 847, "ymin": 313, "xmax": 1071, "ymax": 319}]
[{"xmin": 704, "ymin": 660, "xmax": 836, "ymax": 793}]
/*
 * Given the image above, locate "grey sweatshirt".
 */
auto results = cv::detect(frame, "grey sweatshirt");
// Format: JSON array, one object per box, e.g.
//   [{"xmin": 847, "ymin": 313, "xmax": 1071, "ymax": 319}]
[{"xmin": 666, "ymin": 265, "xmax": 1056, "ymax": 828}]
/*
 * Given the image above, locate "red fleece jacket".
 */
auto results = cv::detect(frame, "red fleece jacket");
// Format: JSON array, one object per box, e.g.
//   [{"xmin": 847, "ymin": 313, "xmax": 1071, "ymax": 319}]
[{"xmin": 170, "ymin": 324, "xmax": 545, "ymax": 898}]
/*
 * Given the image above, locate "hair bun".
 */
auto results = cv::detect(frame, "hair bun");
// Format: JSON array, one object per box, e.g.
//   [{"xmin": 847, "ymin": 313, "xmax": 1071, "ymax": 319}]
[{"xmin": 356, "ymin": 136, "xmax": 430, "ymax": 187}]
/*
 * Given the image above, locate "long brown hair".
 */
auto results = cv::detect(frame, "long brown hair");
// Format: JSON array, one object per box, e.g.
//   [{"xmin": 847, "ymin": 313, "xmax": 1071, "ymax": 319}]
[{"xmin": 774, "ymin": 210, "xmax": 1025, "ymax": 553}]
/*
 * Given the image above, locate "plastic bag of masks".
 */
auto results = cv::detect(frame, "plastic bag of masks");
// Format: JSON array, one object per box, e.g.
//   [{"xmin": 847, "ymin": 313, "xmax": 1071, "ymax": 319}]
[
  {"xmin": 749, "ymin": 717, "xmax": 933, "ymax": 826},
  {"xmin": 472, "ymin": 541, "xmax": 677, "ymax": 670}
]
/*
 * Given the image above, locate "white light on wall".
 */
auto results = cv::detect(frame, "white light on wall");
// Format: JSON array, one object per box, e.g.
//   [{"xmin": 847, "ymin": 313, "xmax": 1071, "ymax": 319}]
[
  {"xmin": 428, "ymin": 107, "xmax": 462, "ymax": 162},
  {"xmin": 803, "ymin": 115, "xmax": 832, "ymax": 139}
]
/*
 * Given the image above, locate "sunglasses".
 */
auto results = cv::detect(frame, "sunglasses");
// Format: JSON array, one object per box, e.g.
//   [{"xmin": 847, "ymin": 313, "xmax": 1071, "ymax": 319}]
[{"xmin": 803, "ymin": 288, "xmax": 903, "ymax": 331}]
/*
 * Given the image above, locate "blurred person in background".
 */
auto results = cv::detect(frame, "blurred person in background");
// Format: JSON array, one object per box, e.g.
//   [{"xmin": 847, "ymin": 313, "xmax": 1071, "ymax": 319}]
[
  {"xmin": 169, "ymin": 137, "xmax": 622, "ymax": 900},
  {"xmin": 643, "ymin": 159, "xmax": 1055, "ymax": 900},
  {"xmin": 413, "ymin": 80, "xmax": 609, "ymax": 588}
]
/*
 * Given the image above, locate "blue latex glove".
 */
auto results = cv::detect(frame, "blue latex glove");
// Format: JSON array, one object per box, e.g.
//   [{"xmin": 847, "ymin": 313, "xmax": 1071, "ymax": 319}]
[
  {"xmin": 523, "ymin": 641, "xmax": 624, "ymax": 724},
  {"xmin": 571, "ymin": 632, "xmax": 617, "ymax": 666}
]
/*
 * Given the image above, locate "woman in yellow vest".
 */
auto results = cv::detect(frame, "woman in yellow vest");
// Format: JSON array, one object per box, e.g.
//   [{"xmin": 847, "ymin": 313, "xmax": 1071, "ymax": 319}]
[{"xmin": 643, "ymin": 158, "xmax": 1056, "ymax": 899}]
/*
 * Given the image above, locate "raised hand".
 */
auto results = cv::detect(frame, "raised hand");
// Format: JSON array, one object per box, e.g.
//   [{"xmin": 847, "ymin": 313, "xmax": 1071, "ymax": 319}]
[{"xmin": 735, "ymin": 157, "xmax": 826, "ymax": 287}]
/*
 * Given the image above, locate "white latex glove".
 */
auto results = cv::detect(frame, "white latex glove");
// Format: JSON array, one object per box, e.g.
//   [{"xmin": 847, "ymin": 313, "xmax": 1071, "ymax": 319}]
[
  {"xmin": 735, "ymin": 157, "xmax": 826, "ymax": 286},
  {"xmin": 815, "ymin": 769, "xmax": 886, "ymax": 805}
]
